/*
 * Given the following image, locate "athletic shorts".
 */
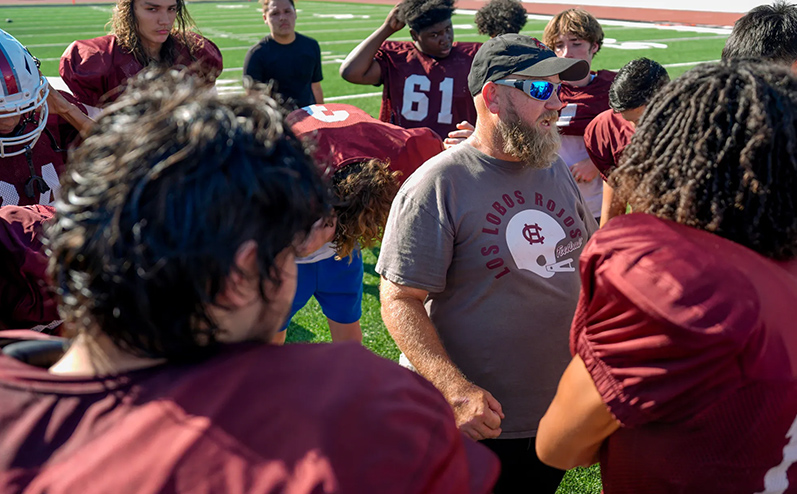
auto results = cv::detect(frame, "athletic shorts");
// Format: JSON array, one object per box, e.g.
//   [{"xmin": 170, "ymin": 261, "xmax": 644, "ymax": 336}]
[{"xmin": 280, "ymin": 252, "xmax": 364, "ymax": 331}]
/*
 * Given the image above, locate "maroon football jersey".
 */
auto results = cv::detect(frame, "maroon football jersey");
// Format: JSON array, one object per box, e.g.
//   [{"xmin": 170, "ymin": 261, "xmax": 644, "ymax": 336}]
[
  {"xmin": 289, "ymin": 103, "xmax": 444, "ymax": 184},
  {"xmin": 557, "ymin": 70, "xmax": 615, "ymax": 136},
  {"xmin": 0, "ymin": 205, "xmax": 57, "ymax": 330},
  {"xmin": 571, "ymin": 213, "xmax": 797, "ymax": 494},
  {"xmin": 60, "ymin": 34, "xmax": 223, "ymax": 108},
  {"xmin": 0, "ymin": 341, "xmax": 499, "ymax": 493},
  {"xmin": 583, "ymin": 109, "xmax": 635, "ymax": 180},
  {"xmin": 375, "ymin": 41, "xmax": 480, "ymax": 139},
  {"xmin": 0, "ymin": 92, "xmax": 84, "ymax": 208}
]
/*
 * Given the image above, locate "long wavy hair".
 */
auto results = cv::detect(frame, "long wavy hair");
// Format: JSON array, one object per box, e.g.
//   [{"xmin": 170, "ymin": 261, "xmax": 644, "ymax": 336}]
[
  {"xmin": 611, "ymin": 60, "xmax": 797, "ymax": 260},
  {"xmin": 110, "ymin": 0, "xmax": 200, "ymax": 66},
  {"xmin": 332, "ymin": 159, "xmax": 400, "ymax": 260}
]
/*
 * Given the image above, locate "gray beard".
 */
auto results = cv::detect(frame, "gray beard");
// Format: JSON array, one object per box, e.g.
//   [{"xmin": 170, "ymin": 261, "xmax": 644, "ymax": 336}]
[{"xmin": 497, "ymin": 107, "xmax": 561, "ymax": 168}]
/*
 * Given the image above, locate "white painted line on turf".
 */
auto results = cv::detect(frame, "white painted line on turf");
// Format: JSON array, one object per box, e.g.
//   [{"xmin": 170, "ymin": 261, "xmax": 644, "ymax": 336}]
[{"xmin": 326, "ymin": 92, "xmax": 382, "ymax": 101}]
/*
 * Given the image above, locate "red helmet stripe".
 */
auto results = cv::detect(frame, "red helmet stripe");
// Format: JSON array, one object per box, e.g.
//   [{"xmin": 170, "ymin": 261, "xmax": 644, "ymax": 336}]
[{"xmin": 0, "ymin": 42, "xmax": 20, "ymax": 96}]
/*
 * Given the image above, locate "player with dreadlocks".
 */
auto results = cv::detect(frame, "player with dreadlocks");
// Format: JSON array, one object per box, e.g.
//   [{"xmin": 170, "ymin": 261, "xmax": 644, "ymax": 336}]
[
  {"xmin": 340, "ymin": 0, "xmax": 480, "ymax": 139},
  {"xmin": 60, "ymin": 0, "xmax": 222, "ymax": 110},
  {"xmin": 537, "ymin": 59, "xmax": 797, "ymax": 493},
  {"xmin": 475, "ymin": 0, "xmax": 527, "ymax": 38}
]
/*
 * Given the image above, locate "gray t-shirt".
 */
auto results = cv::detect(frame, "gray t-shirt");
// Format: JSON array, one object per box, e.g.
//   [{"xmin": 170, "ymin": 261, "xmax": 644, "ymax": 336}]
[{"xmin": 376, "ymin": 143, "xmax": 598, "ymax": 438}]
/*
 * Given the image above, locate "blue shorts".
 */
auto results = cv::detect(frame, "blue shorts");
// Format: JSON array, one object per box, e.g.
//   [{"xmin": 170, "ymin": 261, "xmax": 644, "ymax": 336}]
[{"xmin": 280, "ymin": 252, "xmax": 364, "ymax": 331}]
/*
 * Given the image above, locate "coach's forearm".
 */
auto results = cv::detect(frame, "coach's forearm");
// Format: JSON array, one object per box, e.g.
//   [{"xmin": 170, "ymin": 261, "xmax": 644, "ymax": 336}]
[{"xmin": 380, "ymin": 278, "xmax": 471, "ymax": 397}]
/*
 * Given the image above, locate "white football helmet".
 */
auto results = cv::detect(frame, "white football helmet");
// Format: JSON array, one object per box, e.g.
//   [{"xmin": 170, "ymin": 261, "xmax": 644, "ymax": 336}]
[
  {"xmin": 0, "ymin": 29, "xmax": 49, "ymax": 158},
  {"xmin": 506, "ymin": 209, "xmax": 575, "ymax": 279}
]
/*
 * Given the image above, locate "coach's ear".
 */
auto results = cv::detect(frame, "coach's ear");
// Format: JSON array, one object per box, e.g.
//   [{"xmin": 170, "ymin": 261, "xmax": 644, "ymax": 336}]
[{"xmin": 481, "ymin": 81, "xmax": 501, "ymax": 114}]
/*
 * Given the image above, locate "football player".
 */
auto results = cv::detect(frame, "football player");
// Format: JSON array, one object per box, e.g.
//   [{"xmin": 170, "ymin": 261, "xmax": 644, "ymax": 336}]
[
  {"xmin": 272, "ymin": 103, "xmax": 444, "ymax": 344},
  {"xmin": 0, "ymin": 30, "xmax": 90, "ymax": 208},
  {"xmin": 59, "ymin": 0, "xmax": 223, "ymax": 110},
  {"xmin": 583, "ymin": 57, "xmax": 669, "ymax": 226},
  {"xmin": 537, "ymin": 60, "xmax": 797, "ymax": 494},
  {"xmin": 723, "ymin": 1, "xmax": 797, "ymax": 74},
  {"xmin": 340, "ymin": 0, "xmax": 480, "ymax": 140},
  {"xmin": 543, "ymin": 8, "xmax": 613, "ymax": 223}
]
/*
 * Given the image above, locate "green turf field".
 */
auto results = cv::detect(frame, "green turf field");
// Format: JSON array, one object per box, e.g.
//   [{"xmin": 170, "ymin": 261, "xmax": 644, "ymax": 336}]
[{"xmin": 0, "ymin": 3, "xmax": 731, "ymax": 491}]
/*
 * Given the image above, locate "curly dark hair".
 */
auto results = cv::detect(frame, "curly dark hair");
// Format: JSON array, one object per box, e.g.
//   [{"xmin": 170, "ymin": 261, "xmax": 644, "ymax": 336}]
[
  {"xmin": 609, "ymin": 58, "xmax": 670, "ymax": 113},
  {"xmin": 398, "ymin": 0, "xmax": 455, "ymax": 32},
  {"xmin": 332, "ymin": 159, "xmax": 400, "ymax": 260},
  {"xmin": 475, "ymin": 0, "xmax": 527, "ymax": 37},
  {"xmin": 111, "ymin": 0, "xmax": 201, "ymax": 66},
  {"xmin": 722, "ymin": 1, "xmax": 797, "ymax": 65},
  {"xmin": 611, "ymin": 60, "xmax": 797, "ymax": 260},
  {"xmin": 47, "ymin": 69, "xmax": 329, "ymax": 362}
]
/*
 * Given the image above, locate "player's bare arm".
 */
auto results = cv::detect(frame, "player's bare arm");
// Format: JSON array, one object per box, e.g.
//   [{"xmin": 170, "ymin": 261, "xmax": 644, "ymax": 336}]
[
  {"xmin": 339, "ymin": 5, "xmax": 404, "ymax": 85},
  {"xmin": 380, "ymin": 278, "xmax": 505, "ymax": 441},
  {"xmin": 536, "ymin": 355, "xmax": 620, "ymax": 470},
  {"xmin": 45, "ymin": 84, "xmax": 94, "ymax": 136},
  {"xmin": 599, "ymin": 181, "xmax": 625, "ymax": 227}
]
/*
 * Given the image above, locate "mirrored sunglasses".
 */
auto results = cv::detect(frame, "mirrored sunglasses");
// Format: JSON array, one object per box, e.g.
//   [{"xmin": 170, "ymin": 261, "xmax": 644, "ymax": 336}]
[{"xmin": 494, "ymin": 79, "xmax": 561, "ymax": 102}]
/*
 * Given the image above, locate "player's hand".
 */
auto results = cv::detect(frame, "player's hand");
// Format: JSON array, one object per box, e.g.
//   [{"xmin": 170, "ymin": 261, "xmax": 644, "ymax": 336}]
[
  {"xmin": 570, "ymin": 157, "xmax": 600, "ymax": 183},
  {"xmin": 44, "ymin": 82, "xmax": 70, "ymax": 117},
  {"xmin": 296, "ymin": 215, "xmax": 337, "ymax": 257},
  {"xmin": 383, "ymin": 5, "xmax": 405, "ymax": 33},
  {"xmin": 447, "ymin": 382, "xmax": 504, "ymax": 441},
  {"xmin": 443, "ymin": 121, "xmax": 475, "ymax": 149}
]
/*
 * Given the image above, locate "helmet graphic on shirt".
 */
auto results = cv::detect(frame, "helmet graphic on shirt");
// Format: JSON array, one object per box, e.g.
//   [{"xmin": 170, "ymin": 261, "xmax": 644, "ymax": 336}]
[
  {"xmin": 506, "ymin": 209, "xmax": 575, "ymax": 279},
  {"xmin": 0, "ymin": 29, "xmax": 49, "ymax": 158}
]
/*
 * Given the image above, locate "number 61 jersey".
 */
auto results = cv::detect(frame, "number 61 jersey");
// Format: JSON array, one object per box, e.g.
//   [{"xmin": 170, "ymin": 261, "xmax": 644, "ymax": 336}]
[{"xmin": 375, "ymin": 41, "xmax": 480, "ymax": 139}]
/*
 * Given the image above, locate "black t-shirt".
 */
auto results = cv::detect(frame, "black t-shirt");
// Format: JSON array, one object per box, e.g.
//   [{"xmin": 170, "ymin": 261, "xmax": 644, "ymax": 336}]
[{"xmin": 243, "ymin": 33, "xmax": 323, "ymax": 108}]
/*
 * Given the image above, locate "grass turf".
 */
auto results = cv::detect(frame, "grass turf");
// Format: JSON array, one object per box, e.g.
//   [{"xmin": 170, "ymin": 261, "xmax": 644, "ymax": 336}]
[{"xmin": 1, "ymin": 3, "xmax": 731, "ymax": 491}]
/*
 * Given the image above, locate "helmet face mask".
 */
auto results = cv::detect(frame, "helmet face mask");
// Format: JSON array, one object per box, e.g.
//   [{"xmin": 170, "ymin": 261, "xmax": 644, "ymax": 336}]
[{"xmin": 0, "ymin": 29, "xmax": 49, "ymax": 158}]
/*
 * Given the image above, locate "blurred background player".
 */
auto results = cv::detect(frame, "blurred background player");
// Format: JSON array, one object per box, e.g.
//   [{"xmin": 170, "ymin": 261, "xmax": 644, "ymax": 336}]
[
  {"xmin": 274, "ymin": 102, "xmax": 444, "ymax": 345},
  {"xmin": 722, "ymin": 0, "xmax": 797, "ymax": 74},
  {"xmin": 537, "ymin": 59, "xmax": 797, "ymax": 494},
  {"xmin": 340, "ymin": 0, "xmax": 480, "ymax": 140},
  {"xmin": 474, "ymin": 0, "xmax": 527, "ymax": 38},
  {"xmin": 0, "ymin": 70, "xmax": 500, "ymax": 493},
  {"xmin": 0, "ymin": 30, "xmax": 90, "ymax": 208},
  {"xmin": 543, "ymin": 8, "xmax": 613, "ymax": 223},
  {"xmin": 584, "ymin": 57, "xmax": 669, "ymax": 226},
  {"xmin": 59, "ymin": 0, "xmax": 222, "ymax": 110},
  {"xmin": 243, "ymin": 0, "xmax": 323, "ymax": 108}
]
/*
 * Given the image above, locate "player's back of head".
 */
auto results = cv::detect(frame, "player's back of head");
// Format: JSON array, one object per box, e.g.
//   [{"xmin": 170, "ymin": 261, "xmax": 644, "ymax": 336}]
[
  {"xmin": 612, "ymin": 60, "xmax": 797, "ymax": 260},
  {"xmin": 609, "ymin": 58, "xmax": 670, "ymax": 113},
  {"xmin": 542, "ymin": 8, "xmax": 604, "ymax": 54},
  {"xmin": 722, "ymin": 0, "xmax": 797, "ymax": 66},
  {"xmin": 475, "ymin": 0, "xmax": 527, "ymax": 38},
  {"xmin": 398, "ymin": 0, "xmax": 455, "ymax": 32},
  {"xmin": 47, "ymin": 69, "xmax": 329, "ymax": 362}
]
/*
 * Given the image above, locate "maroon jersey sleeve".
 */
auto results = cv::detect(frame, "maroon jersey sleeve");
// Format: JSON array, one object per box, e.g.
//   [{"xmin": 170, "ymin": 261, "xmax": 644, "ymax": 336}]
[
  {"xmin": 583, "ymin": 109, "xmax": 635, "ymax": 180},
  {"xmin": 375, "ymin": 41, "xmax": 479, "ymax": 139},
  {"xmin": 558, "ymin": 70, "xmax": 615, "ymax": 136},
  {"xmin": 175, "ymin": 34, "xmax": 223, "ymax": 82},
  {"xmin": 59, "ymin": 36, "xmax": 118, "ymax": 108},
  {"xmin": 570, "ymin": 213, "xmax": 761, "ymax": 427},
  {"xmin": 0, "ymin": 205, "xmax": 58, "ymax": 330},
  {"xmin": 289, "ymin": 103, "xmax": 444, "ymax": 183}
]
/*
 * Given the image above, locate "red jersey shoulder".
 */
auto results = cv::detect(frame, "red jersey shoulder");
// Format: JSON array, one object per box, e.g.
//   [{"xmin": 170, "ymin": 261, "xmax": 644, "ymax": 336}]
[
  {"xmin": 558, "ymin": 70, "xmax": 616, "ymax": 136},
  {"xmin": 584, "ymin": 108, "xmax": 634, "ymax": 179},
  {"xmin": 0, "ymin": 205, "xmax": 57, "ymax": 330},
  {"xmin": 176, "ymin": 34, "xmax": 223, "ymax": 79},
  {"xmin": 289, "ymin": 104, "xmax": 443, "ymax": 183},
  {"xmin": 60, "ymin": 35, "xmax": 128, "ymax": 107}
]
